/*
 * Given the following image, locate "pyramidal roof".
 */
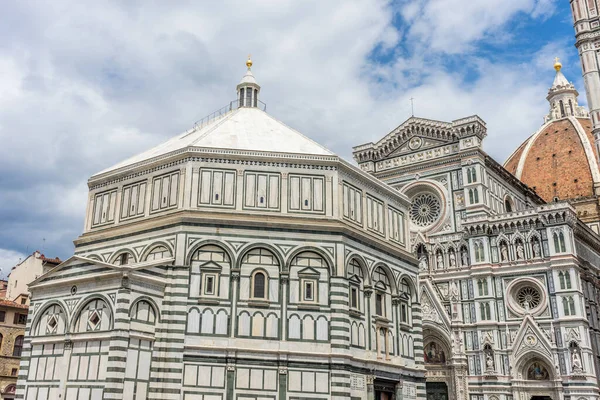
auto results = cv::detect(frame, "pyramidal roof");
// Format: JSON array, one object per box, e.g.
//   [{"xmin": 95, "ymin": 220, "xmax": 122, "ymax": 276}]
[{"xmin": 94, "ymin": 60, "xmax": 334, "ymax": 177}]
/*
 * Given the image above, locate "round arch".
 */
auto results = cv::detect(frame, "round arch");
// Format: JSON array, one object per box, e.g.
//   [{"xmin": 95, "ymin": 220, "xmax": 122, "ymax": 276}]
[
  {"xmin": 186, "ymin": 240, "xmax": 235, "ymax": 266},
  {"xmin": 109, "ymin": 249, "xmax": 137, "ymax": 264},
  {"xmin": 370, "ymin": 262, "xmax": 398, "ymax": 294},
  {"xmin": 345, "ymin": 254, "xmax": 371, "ymax": 285},
  {"xmin": 139, "ymin": 241, "xmax": 174, "ymax": 262},
  {"xmin": 286, "ymin": 247, "xmax": 335, "ymax": 276},
  {"xmin": 129, "ymin": 296, "xmax": 162, "ymax": 324},
  {"xmin": 69, "ymin": 293, "xmax": 115, "ymax": 333},
  {"xmin": 397, "ymin": 274, "xmax": 418, "ymax": 302},
  {"xmin": 30, "ymin": 300, "xmax": 69, "ymax": 335},
  {"xmin": 237, "ymin": 243, "xmax": 285, "ymax": 271}
]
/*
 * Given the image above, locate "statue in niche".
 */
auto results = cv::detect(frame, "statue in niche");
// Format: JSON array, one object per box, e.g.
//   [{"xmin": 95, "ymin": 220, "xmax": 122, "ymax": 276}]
[
  {"xmin": 461, "ymin": 248, "xmax": 469, "ymax": 266},
  {"xmin": 527, "ymin": 362, "xmax": 550, "ymax": 380},
  {"xmin": 516, "ymin": 241, "xmax": 525, "ymax": 260},
  {"xmin": 532, "ymin": 239, "xmax": 541, "ymax": 258},
  {"xmin": 486, "ymin": 354, "xmax": 495, "ymax": 372},
  {"xmin": 436, "ymin": 252, "xmax": 444, "ymax": 270},
  {"xmin": 572, "ymin": 351, "xmax": 583, "ymax": 373},
  {"xmin": 500, "ymin": 242, "xmax": 509, "ymax": 262},
  {"xmin": 449, "ymin": 250, "xmax": 456, "ymax": 268},
  {"xmin": 419, "ymin": 256, "xmax": 429, "ymax": 272},
  {"xmin": 424, "ymin": 342, "xmax": 446, "ymax": 364}
]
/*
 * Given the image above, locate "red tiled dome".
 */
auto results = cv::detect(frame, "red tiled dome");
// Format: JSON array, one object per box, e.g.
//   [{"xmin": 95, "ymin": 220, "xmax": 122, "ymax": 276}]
[{"xmin": 504, "ymin": 117, "xmax": 599, "ymax": 202}]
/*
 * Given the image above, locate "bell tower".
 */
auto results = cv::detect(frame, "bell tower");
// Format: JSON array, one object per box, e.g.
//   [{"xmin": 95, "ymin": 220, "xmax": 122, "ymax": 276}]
[{"xmin": 571, "ymin": 0, "xmax": 600, "ymax": 155}]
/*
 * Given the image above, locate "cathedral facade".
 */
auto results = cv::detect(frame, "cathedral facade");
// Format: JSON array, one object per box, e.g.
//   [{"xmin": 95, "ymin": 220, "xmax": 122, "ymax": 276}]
[
  {"xmin": 15, "ymin": 62, "xmax": 424, "ymax": 400},
  {"xmin": 353, "ymin": 68, "xmax": 600, "ymax": 400}
]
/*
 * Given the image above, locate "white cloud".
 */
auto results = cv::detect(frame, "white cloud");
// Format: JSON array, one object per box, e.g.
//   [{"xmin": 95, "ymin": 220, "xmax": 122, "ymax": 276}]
[
  {"xmin": 0, "ymin": 249, "xmax": 26, "ymax": 280},
  {"xmin": 0, "ymin": 0, "xmax": 580, "ymax": 259}
]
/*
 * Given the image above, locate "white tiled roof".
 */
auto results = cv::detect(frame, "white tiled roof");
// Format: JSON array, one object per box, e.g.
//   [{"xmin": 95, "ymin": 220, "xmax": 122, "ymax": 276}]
[{"xmin": 95, "ymin": 107, "xmax": 334, "ymax": 176}]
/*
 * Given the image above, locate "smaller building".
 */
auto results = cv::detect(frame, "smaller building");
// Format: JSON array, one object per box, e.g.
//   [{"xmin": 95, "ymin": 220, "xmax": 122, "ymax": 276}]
[
  {"xmin": 0, "ymin": 281, "xmax": 8, "ymax": 299},
  {"xmin": 5, "ymin": 252, "xmax": 60, "ymax": 303},
  {"xmin": 0, "ymin": 299, "xmax": 28, "ymax": 400}
]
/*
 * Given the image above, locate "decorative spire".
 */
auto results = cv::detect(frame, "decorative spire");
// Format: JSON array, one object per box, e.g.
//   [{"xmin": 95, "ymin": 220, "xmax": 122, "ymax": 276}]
[{"xmin": 246, "ymin": 54, "xmax": 253, "ymax": 70}]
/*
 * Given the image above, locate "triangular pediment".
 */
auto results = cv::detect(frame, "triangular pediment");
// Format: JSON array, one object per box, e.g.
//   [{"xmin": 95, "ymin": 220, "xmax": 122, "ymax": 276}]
[
  {"xmin": 29, "ymin": 256, "xmax": 122, "ymax": 288},
  {"xmin": 297, "ymin": 267, "xmax": 320, "ymax": 276},
  {"xmin": 511, "ymin": 315, "xmax": 553, "ymax": 364},
  {"xmin": 388, "ymin": 135, "xmax": 450, "ymax": 157},
  {"xmin": 420, "ymin": 280, "xmax": 451, "ymax": 331}
]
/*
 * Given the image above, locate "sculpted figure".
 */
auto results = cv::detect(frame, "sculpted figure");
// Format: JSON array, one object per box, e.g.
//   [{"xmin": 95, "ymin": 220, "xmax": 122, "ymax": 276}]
[
  {"xmin": 449, "ymin": 251, "xmax": 456, "ymax": 268},
  {"xmin": 533, "ymin": 240, "xmax": 541, "ymax": 258},
  {"xmin": 436, "ymin": 253, "xmax": 444, "ymax": 270},
  {"xmin": 461, "ymin": 249, "xmax": 469, "ymax": 266},
  {"xmin": 572, "ymin": 351, "xmax": 583, "ymax": 372},
  {"xmin": 500, "ymin": 243, "xmax": 509, "ymax": 262},
  {"xmin": 419, "ymin": 256, "xmax": 429, "ymax": 271},
  {"xmin": 516, "ymin": 242, "xmax": 524, "ymax": 260}
]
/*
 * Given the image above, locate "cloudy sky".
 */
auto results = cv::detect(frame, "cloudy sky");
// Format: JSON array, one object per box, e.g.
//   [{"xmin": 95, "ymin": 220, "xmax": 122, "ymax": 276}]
[{"xmin": 0, "ymin": 0, "xmax": 580, "ymax": 278}]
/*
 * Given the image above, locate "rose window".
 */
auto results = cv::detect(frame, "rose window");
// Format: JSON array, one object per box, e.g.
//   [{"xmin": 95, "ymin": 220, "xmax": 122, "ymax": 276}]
[
  {"xmin": 516, "ymin": 286, "xmax": 541, "ymax": 310},
  {"xmin": 410, "ymin": 193, "xmax": 442, "ymax": 227}
]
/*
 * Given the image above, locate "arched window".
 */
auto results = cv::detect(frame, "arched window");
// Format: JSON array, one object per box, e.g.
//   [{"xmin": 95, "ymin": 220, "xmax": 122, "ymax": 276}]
[
  {"xmin": 0, "ymin": 333, "xmax": 2, "ymax": 351},
  {"xmin": 480, "ymin": 303, "xmax": 491, "ymax": 320},
  {"xmin": 399, "ymin": 278, "xmax": 412, "ymax": 325},
  {"xmin": 252, "ymin": 271, "xmax": 267, "ymax": 299},
  {"xmin": 560, "ymin": 100, "xmax": 566, "ymax": 117},
  {"xmin": 569, "ymin": 99, "xmax": 574, "ymax": 116},
  {"xmin": 478, "ymin": 279, "xmax": 489, "ymax": 296},
  {"xmin": 347, "ymin": 258, "xmax": 364, "ymax": 311},
  {"xmin": 145, "ymin": 245, "xmax": 171, "ymax": 261},
  {"xmin": 469, "ymin": 189, "xmax": 474, "ymax": 204},
  {"xmin": 243, "ymin": 248, "xmax": 280, "ymax": 301},
  {"xmin": 372, "ymin": 267, "xmax": 391, "ymax": 318},
  {"xmin": 474, "ymin": 242, "xmax": 485, "ymax": 263},
  {"xmin": 559, "ymin": 232, "xmax": 566, "ymax": 252},
  {"xmin": 113, "ymin": 251, "xmax": 134, "ymax": 266},
  {"xmin": 239, "ymin": 88, "xmax": 244, "ymax": 106},
  {"xmin": 473, "ymin": 188, "xmax": 479, "ymax": 203},
  {"xmin": 505, "ymin": 199, "xmax": 512, "ymax": 212},
  {"xmin": 563, "ymin": 296, "xmax": 576, "ymax": 316},
  {"xmin": 565, "ymin": 271, "xmax": 572, "ymax": 289},
  {"xmin": 554, "ymin": 231, "xmax": 567, "ymax": 253},
  {"xmin": 559, "ymin": 272, "xmax": 566, "ymax": 290},
  {"xmin": 131, "ymin": 300, "xmax": 157, "ymax": 325},
  {"xmin": 12, "ymin": 335, "xmax": 23, "ymax": 357}
]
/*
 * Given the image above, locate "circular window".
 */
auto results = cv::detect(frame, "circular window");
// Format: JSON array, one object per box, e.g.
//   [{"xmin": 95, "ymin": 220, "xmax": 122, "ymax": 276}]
[
  {"xmin": 410, "ymin": 193, "xmax": 442, "ymax": 227},
  {"xmin": 516, "ymin": 286, "xmax": 541, "ymax": 310}
]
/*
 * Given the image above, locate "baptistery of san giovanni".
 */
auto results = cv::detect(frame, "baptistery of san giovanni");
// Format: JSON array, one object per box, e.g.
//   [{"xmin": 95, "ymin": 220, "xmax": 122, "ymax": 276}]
[{"xmin": 15, "ymin": 60, "xmax": 423, "ymax": 400}]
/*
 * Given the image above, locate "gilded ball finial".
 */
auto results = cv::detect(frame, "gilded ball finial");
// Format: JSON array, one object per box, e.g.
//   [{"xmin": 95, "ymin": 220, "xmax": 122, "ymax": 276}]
[
  {"xmin": 554, "ymin": 57, "xmax": 562, "ymax": 72},
  {"xmin": 246, "ymin": 54, "xmax": 253, "ymax": 69}
]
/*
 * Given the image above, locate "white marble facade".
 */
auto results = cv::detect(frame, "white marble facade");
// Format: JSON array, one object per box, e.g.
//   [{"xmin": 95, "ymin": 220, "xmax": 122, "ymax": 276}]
[
  {"xmin": 16, "ymin": 64, "xmax": 424, "ymax": 400},
  {"xmin": 354, "ymin": 116, "xmax": 600, "ymax": 400}
]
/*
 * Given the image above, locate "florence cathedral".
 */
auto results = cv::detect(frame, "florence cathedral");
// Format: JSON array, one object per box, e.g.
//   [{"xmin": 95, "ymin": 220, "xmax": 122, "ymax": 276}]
[{"xmin": 14, "ymin": 1, "xmax": 600, "ymax": 400}]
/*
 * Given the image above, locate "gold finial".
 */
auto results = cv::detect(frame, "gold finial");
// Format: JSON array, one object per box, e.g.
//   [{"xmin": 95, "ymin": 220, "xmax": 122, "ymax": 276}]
[
  {"xmin": 554, "ymin": 57, "xmax": 562, "ymax": 72},
  {"xmin": 246, "ymin": 54, "xmax": 253, "ymax": 69}
]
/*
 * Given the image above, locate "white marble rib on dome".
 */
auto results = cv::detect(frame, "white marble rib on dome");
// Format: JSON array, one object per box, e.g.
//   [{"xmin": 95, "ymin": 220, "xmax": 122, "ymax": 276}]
[{"xmin": 96, "ymin": 107, "xmax": 334, "ymax": 176}]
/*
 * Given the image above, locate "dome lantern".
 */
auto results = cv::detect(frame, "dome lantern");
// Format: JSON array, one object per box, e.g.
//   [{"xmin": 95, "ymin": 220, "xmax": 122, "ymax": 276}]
[
  {"xmin": 236, "ymin": 55, "xmax": 261, "ymax": 108},
  {"xmin": 545, "ymin": 58, "xmax": 588, "ymax": 122}
]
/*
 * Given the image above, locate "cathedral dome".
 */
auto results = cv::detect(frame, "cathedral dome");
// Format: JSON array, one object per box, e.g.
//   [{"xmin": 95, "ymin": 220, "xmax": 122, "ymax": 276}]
[{"xmin": 504, "ymin": 62, "xmax": 600, "ymax": 203}]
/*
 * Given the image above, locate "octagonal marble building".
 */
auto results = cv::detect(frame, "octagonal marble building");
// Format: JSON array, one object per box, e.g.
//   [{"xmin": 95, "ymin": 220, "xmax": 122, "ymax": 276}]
[{"xmin": 15, "ymin": 61, "xmax": 423, "ymax": 400}]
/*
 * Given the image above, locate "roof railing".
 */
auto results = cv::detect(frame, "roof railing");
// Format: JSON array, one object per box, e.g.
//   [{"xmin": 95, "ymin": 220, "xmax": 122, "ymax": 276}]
[{"xmin": 193, "ymin": 99, "xmax": 267, "ymax": 130}]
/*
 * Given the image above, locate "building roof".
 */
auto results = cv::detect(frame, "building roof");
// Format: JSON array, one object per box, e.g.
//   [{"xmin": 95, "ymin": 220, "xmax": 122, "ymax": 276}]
[
  {"xmin": 505, "ymin": 117, "xmax": 599, "ymax": 202},
  {"xmin": 504, "ymin": 64, "xmax": 598, "ymax": 203},
  {"xmin": 0, "ymin": 298, "xmax": 29, "ymax": 310},
  {"xmin": 95, "ymin": 105, "xmax": 334, "ymax": 177}
]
